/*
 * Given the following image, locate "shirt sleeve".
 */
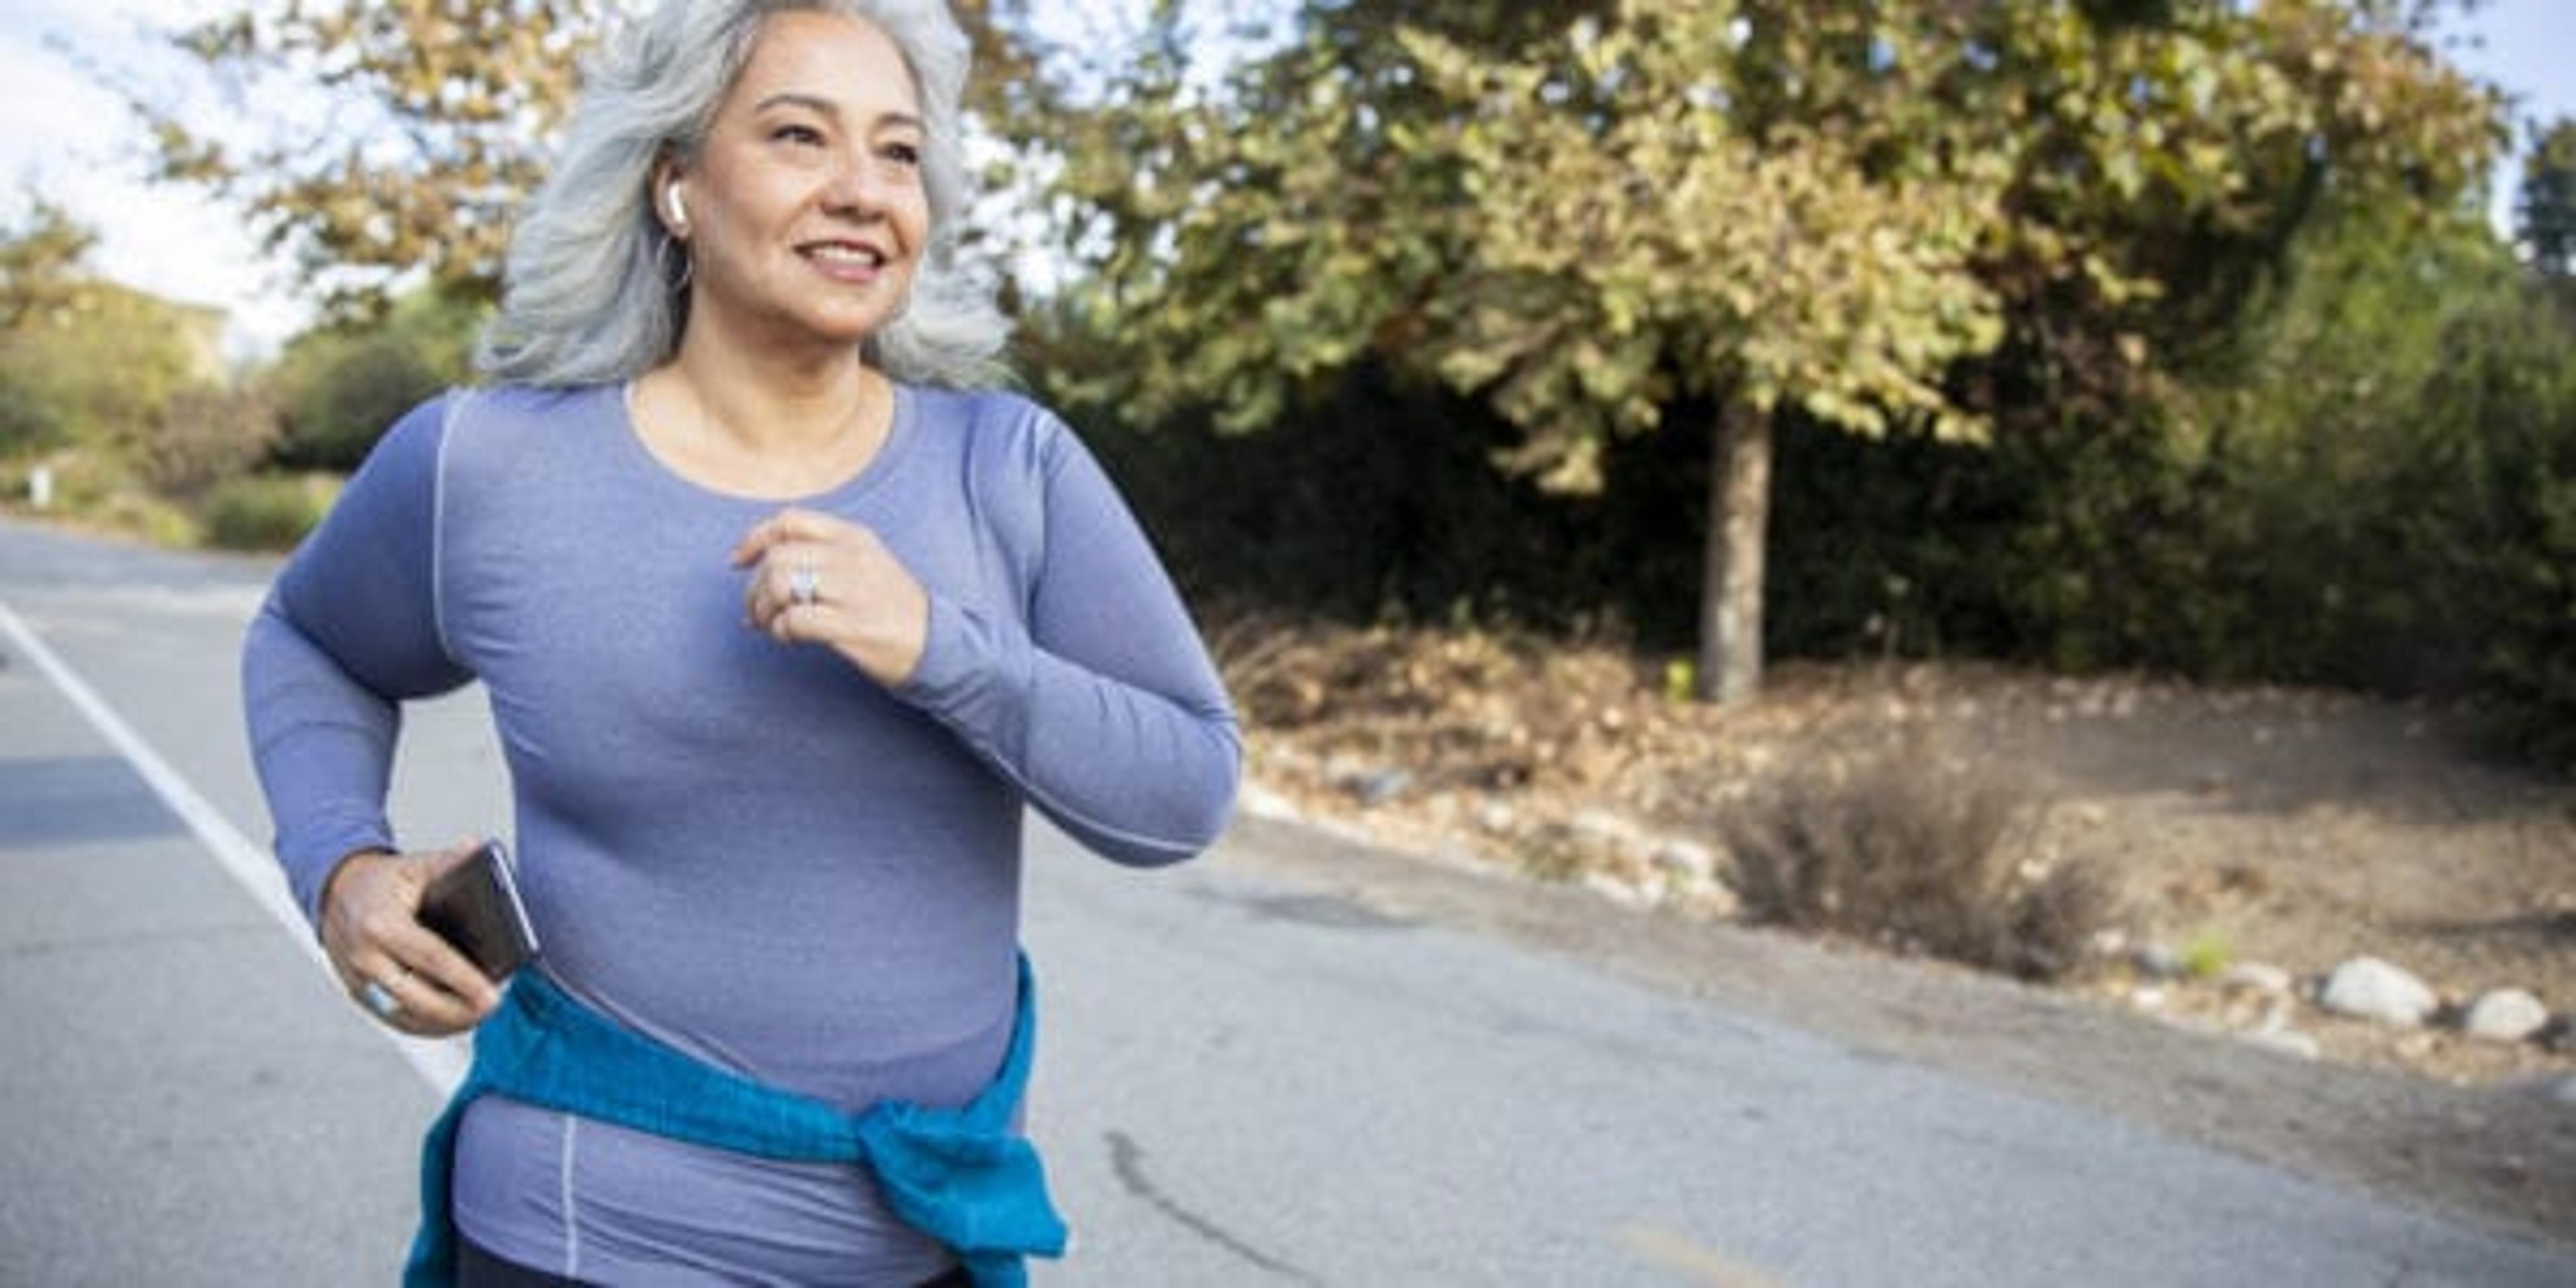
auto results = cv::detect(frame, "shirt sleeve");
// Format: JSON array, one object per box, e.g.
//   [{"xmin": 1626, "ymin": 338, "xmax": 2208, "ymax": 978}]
[
  {"xmin": 898, "ymin": 418, "xmax": 1240, "ymax": 867},
  {"xmin": 240, "ymin": 394, "xmax": 475, "ymax": 924}
]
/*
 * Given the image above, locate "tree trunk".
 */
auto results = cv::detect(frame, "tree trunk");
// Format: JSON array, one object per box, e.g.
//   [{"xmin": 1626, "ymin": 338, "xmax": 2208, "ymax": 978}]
[{"xmin": 1698, "ymin": 399, "xmax": 1773, "ymax": 706}]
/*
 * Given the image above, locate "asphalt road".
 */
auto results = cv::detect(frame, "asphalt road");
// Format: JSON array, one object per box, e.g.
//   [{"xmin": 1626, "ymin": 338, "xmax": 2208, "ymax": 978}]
[{"xmin": 1, "ymin": 515, "xmax": 2569, "ymax": 1286}]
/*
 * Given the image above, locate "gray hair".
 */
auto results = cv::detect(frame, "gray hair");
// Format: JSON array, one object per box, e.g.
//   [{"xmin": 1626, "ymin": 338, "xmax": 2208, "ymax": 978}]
[{"xmin": 478, "ymin": 0, "xmax": 1008, "ymax": 388}]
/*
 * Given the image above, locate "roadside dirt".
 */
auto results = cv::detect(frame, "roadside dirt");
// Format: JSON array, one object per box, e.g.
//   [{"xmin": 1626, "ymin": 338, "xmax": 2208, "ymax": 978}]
[{"xmin": 1211, "ymin": 617, "xmax": 2576, "ymax": 1247}]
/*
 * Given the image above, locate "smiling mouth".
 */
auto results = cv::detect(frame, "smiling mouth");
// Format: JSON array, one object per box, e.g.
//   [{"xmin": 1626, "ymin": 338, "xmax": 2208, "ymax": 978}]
[{"xmin": 803, "ymin": 243, "xmax": 889, "ymax": 271}]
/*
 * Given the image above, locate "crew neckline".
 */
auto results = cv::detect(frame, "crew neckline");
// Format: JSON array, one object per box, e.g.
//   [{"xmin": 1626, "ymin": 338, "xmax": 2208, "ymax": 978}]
[{"xmin": 610, "ymin": 378, "xmax": 917, "ymax": 508}]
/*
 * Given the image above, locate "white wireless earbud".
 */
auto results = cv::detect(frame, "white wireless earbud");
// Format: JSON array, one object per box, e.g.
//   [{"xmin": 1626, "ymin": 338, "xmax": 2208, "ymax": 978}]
[{"xmin": 664, "ymin": 183, "xmax": 689, "ymax": 231}]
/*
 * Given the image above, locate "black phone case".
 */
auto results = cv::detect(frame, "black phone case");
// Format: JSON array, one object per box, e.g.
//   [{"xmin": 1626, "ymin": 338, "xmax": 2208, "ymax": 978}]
[{"xmin": 419, "ymin": 843, "xmax": 538, "ymax": 981}]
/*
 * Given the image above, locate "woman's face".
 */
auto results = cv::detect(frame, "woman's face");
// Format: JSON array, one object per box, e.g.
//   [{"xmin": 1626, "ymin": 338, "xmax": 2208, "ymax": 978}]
[{"xmin": 674, "ymin": 11, "xmax": 931, "ymax": 355}]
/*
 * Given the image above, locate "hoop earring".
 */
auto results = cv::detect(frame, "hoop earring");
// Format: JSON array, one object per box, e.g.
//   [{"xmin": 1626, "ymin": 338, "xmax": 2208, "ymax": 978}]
[{"xmin": 659, "ymin": 231, "xmax": 692, "ymax": 294}]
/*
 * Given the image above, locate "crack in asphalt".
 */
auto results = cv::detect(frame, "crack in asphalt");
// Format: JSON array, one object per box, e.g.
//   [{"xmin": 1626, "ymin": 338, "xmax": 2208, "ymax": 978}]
[{"xmin": 1104, "ymin": 1130, "xmax": 1320, "ymax": 1283}]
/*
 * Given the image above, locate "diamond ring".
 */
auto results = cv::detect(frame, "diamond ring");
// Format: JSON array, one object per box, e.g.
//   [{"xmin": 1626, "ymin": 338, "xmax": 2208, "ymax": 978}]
[
  {"xmin": 360, "ymin": 978, "xmax": 402, "ymax": 1020},
  {"xmin": 789, "ymin": 564, "xmax": 820, "ymax": 607}
]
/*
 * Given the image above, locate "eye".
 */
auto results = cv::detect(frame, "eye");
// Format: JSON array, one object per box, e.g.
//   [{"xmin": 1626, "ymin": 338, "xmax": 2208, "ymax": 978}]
[
  {"xmin": 770, "ymin": 123, "xmax": 825, "ymax": 147},
  {"xmin": 881, "ymin": 140, "xmax": 923, "ymax": 168}
]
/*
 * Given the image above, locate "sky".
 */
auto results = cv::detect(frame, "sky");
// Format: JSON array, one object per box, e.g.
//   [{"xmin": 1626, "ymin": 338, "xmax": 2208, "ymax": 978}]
[{"xmin": 1, "ymin": 0, "xmax": 2571, "ymax": 362}]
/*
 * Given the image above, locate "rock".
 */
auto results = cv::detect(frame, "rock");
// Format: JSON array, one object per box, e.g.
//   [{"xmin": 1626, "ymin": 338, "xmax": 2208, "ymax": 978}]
[
  {"xmin": 1570, "ymin": 809, "xmax": 1636, "ymax": 847},
  {"xmin": 1474, "ymin": 800, "xmax": 1517, "ymax": 835},
  {"xmin": 1340, "ymin": 767, "xmax": 1412, "ymax": 807},
  {"xmin": 1238, "ymin": 782, "xmax": 1301, "ymax": 822},
  {"xmin": 2134, "ymin": 943, "xmax": 2186, "ymax": 980},
  {"xmin": 1676, "ymin": 875, "xmax": 1741, "ymax": 920},
  {"xmin": 1650, "ymin": 839, "xmax": 1717, "ymax": 883},
  {"xmin": 2319, "ymin": 956, "xmax": 2438, "ymax": 1028},
  {"xmin": 2239, "ymin": 1027, "xmax": 2320, "ymax": 1061},
  {"xmin": 2220, "ymin": 962, "xmax": 2295, "ymax": 996},
  {"xmin": 2131, "ymin": 985, "xmax": 2169, "ymax": 1012},
  {"xmin": 1580, "ymin": 869, "xmax": 1653, "ymax": 910},
  {"xmin": 2462, "ymin": 989, "xmax": 2551, "ymax": 1044}
]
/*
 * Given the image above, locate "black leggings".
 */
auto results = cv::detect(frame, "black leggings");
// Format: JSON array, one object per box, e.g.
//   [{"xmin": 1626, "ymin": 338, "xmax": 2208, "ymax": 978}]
[
  {"xmin": 454, "ymin": 1231, "xmax": 974, "ymax": 1287},
  {"xmin": 455, "ymin": 1234, "xmax": 585, "ymax": 1288}
]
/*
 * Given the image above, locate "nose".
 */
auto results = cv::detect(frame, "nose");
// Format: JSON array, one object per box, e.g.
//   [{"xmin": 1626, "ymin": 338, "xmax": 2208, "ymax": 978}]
[{"xmin": 823, "ymin": 150, "xmax": 897, "ymax": 219}]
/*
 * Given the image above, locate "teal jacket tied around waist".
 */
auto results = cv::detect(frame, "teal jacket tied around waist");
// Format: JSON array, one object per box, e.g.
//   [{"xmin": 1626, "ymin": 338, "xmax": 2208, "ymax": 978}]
[{"xmin": 405, "ymin": 955, "xmax": 1067, "ymax": 1287}]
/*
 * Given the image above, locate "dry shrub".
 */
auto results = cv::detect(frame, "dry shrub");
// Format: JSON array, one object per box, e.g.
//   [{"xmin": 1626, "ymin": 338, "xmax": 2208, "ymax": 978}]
[
  {"xmin": 1210, "ymin": 611, "xmax": 1652, "ymax": 793},
  {"xmin": 1725, "ymin": 747, "xmax": 2113, "ymax": 981},
  {"xmin": 139, "ymin": 386, "xmax": 280, "ymax": 502},
  {"xmin": 201, "ymin": 472, "xmax": 339, "ymax": 551}
]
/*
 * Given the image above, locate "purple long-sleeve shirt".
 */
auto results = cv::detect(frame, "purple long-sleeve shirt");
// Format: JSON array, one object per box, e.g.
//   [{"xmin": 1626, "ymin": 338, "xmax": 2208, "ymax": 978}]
[{"xmin": 242, "ymin": 381, "xmax": 1239, "ymax": 1283}]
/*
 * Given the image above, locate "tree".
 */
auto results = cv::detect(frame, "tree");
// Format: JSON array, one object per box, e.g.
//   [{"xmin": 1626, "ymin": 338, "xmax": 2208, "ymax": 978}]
[
  {"xmin": 1034, "ymin": 0, "xmax": 2500, "ymax": 703},
  {"xmin": 2520, "ymin": 117, "xmax": 2576, "ymax": 278},
  {"xmin": 265, "ymin": 287, "xmax": 486, "ymax": 471},
  {"xmin": 1, "ymin": 199, "xmax": 102, "ymax": 332},
  {"xmin": 1394, "ymin": 7, "xmax": 2005, "ymax": 703},
  {"xmin": 1, "ymin": 203, "xmax": 222, "ymax": 465},
  {"xmin": 134, "ymin": 1, "xmax": 606, "ymax": 314}
]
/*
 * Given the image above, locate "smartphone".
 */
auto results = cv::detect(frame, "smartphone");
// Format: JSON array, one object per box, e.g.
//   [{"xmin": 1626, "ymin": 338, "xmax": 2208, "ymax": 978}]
[{"xmin": 418, "ymin": 841, "xmax": 540, "ymax": 981}]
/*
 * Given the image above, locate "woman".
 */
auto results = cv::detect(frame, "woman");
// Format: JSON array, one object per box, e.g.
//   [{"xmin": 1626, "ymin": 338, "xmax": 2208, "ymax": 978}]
[{"xmin": 240, "ymin": 1, "xmax": 1240, "ymax": 1284}]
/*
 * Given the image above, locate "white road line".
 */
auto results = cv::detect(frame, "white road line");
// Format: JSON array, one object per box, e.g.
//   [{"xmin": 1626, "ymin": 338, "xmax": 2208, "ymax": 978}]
[{"xmin": 0, "ymin": 595, "xmax": 467, "ymax": 1092}]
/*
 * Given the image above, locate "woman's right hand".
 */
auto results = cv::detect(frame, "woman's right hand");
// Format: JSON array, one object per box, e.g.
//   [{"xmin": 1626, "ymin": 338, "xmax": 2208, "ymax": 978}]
[{"xmin": 318, "ymin": 841, "xmax": 503, "ymax": 1037}]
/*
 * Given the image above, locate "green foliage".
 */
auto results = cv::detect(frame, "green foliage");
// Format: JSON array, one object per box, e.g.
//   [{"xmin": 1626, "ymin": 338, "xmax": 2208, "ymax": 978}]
[
  {"xmin": 1951, "ymin": 206, "xmax": 2576, "ymax": 767},
  {"xmin": 1045, "ymin": 0, "xmax": 2019, "ymax": 472},
  {"xmin": 3, "ymin": 285, "xmax": 218, "ymax": 451},
  {"xmin": 1027, "ymin": 0, "xmax": 2502, "ymax": 703},
  {"xmin": 2391, "ymin": 287, "xmax": 2576, "ymax": 767},
  {"xmin": 0, "ymin": 199, "xmax": 99, "ymax": 331},
  {"xmin": 1395, "ymin": 5, "xmax": 2006, "ymax": 484},
  {"xmin": 0, "ymin": 376, "xmax": 66, "ymax": 458},
  {"xmin": 0, "ymin": 201, "xmax": 298, "ymax": 545},
  {"xmin": 95, "ymin": 490, "xmax": 203, "ymax": 549},
  {"xmin": 2522, "ymin": 117, "xmax": 2576, "ymax": 278},
  {"xmin": 1050, "ymin": 352, "xmax": 1624, "ymax": 625},
  {"xmin": 2188, "ymin": 209, "xmax": 2522, "ymax": 686},
  {"xmin": 1, "ymin": 204, "xmax": 225, "ymax": 476},
  {"xmin": 2180, "ymin": 928, "xmax": 2235, "ymax": 980},
  {"xmin": 1039, "ymin": 0, "xmax": 2498, "ymax": 441},
  {"xmin": 201, "ymin": 473, "xmax": 341, "ymax": 551},
  {"xmin": 266, "ymin": 289, "xmax": 484, "ymax": 472}
]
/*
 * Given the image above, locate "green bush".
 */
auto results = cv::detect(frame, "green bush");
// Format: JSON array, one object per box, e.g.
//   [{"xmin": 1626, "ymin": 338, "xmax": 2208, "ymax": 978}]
[
  {"xmin": 266, "ymin": 288, "xmax": 481, "ymax": 472},
  {"xmin": 95, "ymin": 490, "xmax": 201, "ymax": 548},
  {"xmin": 201, "ymin": 473, "xmax": 340, "ymax": 551},
  {"xmin": 0, "ymin": 378, "xmax": 66, "ymax": 457},
  {"xmin": 2397, "ymin": 300, "xmax": 2576, "ymax": 769}
]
